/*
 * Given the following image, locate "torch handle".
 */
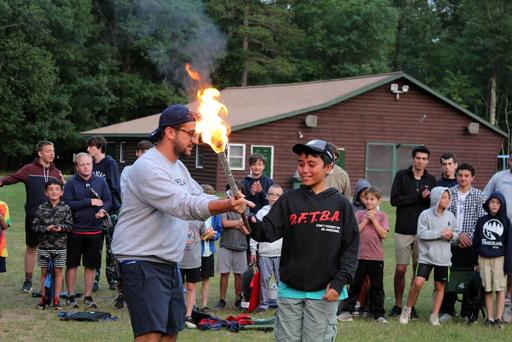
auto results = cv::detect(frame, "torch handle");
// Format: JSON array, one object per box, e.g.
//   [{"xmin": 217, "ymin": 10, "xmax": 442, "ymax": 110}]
[{"xmin": 218, "ymin": 152, "xmax": 251, "ymax": 233}]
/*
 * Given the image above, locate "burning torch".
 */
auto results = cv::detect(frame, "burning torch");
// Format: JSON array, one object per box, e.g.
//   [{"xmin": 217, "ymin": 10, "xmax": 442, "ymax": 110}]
[{"xmin": 186, "ymin": 65, "xmax": 251, "ymax": 232}]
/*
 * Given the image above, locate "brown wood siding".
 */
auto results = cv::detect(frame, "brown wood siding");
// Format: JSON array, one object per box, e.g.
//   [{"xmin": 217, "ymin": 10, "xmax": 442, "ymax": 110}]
[
  {"xmin": 183, "ymin": 145, "xmax": 218, "ymax": 188},
  {"xmin": 213, "ymin": 80, "xmax": 503, "ymax": 192}
]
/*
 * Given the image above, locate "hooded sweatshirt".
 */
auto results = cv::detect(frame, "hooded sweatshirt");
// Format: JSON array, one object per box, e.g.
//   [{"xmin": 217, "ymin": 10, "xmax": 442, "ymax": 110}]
[
  {"xmin": 250, "ymin": 186, "xmax": 359, "ymax": 295},
  {"xmin": 473, "ymin": 192, "xmax": 512, "ymax": 273},
  {"xmin": 241, "ymin": 174, "xmax": 273, "ymax": 214},
  {"xmin": 417, "ymin": 187, "xmax": 459, "ymax": 266},
  {"xmin": 63, "ymin": 174, "xmax": 112, "ymax": 233},
  {"xmin": 250, "ymin": 204, "xmax": 283, "ymax": 257},
  {"xmin": 93, "ymin": 154, "xmax": 121, "ymax": 213},
  {"xmin": 1, "ymin": 159, "xmax": 64, "ymax": 216},
  {"xmin": 352, "ymin": 179, "xmax": 371, "ymax": 212}
]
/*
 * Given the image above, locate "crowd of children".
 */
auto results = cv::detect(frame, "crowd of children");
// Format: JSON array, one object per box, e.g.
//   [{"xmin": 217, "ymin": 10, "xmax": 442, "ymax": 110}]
[{"xmin": 2, "ymin": 136, "xmax": 512, "ymax": 341}]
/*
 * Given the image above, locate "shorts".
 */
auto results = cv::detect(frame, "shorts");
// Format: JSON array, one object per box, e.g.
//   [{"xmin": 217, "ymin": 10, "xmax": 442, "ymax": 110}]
[
  {"xmin": 217, "ymin": 247, "xmax": 247, "ymax": 274},
  {"xmin": 478, "ymin": 256, "xmax": 507, "ymax": 292},
  {"xmin": 416, "ymin": 263, "xmax": 448, "ymax": 282},
  {"xmin": 25, "ymin": 215, "xmax": 40, "ymax": 247},
  {"xmin": 37, "ymin": 249, "xmax": 67, "ymax": 268},
  {"xmin": 0, "ymin": 257, "xmax": 6, "ymax": 273},
  {"xmin": 276, "ymin": 297, "xmax": 338, "ymax": 342},
  {"xmin": 121, "ymin": 260, "xmax": 185, "ymax": 337},
  {"xmin": 66, "ymin": 233, "xmax": 102, "ymax": 269},
  {"xmin": 180, "ymin": 267, "xmax": 202, "ymax": 284},
  {"xmin": 201, "ymin": 255, "xmax": 215, "ymax": 279},
  {"xmin": 395, "ymin": 233, "xmax": 419, "ymax": 265}
]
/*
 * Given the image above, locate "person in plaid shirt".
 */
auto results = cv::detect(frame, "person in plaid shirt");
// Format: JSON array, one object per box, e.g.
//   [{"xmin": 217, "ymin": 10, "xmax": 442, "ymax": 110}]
[{"xmin": 440, "ymin": 163, "xmax": 487, "ymax": 321}]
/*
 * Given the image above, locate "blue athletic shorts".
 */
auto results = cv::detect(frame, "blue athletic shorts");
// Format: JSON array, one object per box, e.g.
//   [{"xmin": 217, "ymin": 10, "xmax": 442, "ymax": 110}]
[{"xmin": 121, "ymin": 260, "xmax": 185, "ymax": 337}]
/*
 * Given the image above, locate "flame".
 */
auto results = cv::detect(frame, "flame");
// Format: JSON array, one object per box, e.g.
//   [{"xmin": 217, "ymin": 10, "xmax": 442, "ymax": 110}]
[{"xmin": 186, "ymin": 64, "xmax": 230, "ymax": 153}]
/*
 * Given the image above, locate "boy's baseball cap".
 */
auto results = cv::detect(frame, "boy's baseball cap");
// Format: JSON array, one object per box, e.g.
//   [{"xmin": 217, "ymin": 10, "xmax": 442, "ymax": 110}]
[
  {"xmin": 148, "ymin": 104, "xmax": 196, "ymax": 141},
  {"xmin": 292, "ymin": 139, "xmax": 334, "ymax": 163}
]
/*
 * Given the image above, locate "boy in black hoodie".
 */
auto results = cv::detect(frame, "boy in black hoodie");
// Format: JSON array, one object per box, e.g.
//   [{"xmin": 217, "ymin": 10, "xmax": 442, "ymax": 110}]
[
  {"xmin": 249, "ymin": 139, "xmax": 359, "ymax": 342},
  {"xmin": 473, "ymin": 192, "xmax": 512, "ymax": 328}
]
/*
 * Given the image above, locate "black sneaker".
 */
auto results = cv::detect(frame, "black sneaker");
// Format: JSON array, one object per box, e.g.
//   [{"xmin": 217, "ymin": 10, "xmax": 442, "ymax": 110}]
[
  {"xmin": 84, "ymin": 296, "xmax": 98, "ymax": 309},
  {"xmin": 234, "ymin": 297, "xmax": 242, "ymax": 309},
  {"xmin": 389, "ymin": 305, "xmax": 402, "ymax": 317},
  {"xmin": 92, "ymin": 283, "xmax": 99, "ymax": 292},
  {"xmin": 410, "ymin": 306, "xmax": 419, "ymax": 319},
  {"xmin": 113, "ymin": 295, "xmax": 125, "ymax": 309},
  {"xmin": 22, "ymin": 280, "xmax": 32, "ymax": 293},
  {"xmin": 66, "ymin": 295, "xmax": 79, "ymax": 308},
  {"xmin": 493, "ymin": 319, "xmax": 504, "ymax": 329},
  {"xmin": 199, "ymin": 306, "xmax": 211, "ymax": 313},
  {"xmin": 185, "ymin": 316, "xmax": 197, "ymax": 329},
  {"xmin": 215, "ymin": 299, "xmax": 226, "ymax": 309},
  {"xmin": 483, "ymin": 319, "xmax": 494, "ymax": 326}
]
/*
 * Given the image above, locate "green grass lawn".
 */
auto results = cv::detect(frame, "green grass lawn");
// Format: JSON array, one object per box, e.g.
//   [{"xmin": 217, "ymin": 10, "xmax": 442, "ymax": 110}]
[{"xmin": 0, "ymin": 183, "xmax": 509, "ymax": 341}]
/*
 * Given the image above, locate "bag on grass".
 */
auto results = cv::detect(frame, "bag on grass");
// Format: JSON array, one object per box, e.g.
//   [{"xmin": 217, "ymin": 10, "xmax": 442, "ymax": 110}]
[
  {"xmin": 58, "ymin": 311, "xmax": 118, "ymax": 322},
  {"xmin": 464, "ymin": 272, "xmax": 485, "ymax": 323}
]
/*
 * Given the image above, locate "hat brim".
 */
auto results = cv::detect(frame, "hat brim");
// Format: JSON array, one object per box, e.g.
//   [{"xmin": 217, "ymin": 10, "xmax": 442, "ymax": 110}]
[
  {"xmin": 148, "ymin": 127, "xmax": 161, "ymax": 142},
  {"xmin": 292, "ymin": 143, "xmax": 334, "ymax": 163}
]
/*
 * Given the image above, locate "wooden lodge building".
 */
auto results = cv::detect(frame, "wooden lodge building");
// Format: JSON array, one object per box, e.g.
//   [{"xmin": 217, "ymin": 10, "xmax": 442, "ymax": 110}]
[{"xmin": 82, "ymin": 71, "xmax": 507, "ymax": 196}]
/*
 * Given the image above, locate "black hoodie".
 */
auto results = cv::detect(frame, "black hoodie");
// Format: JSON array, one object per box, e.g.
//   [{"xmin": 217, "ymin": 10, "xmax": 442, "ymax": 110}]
[
  {"xmin": 473, "ymin": 192, "xmax": 512, "ymax": 274},
  {"xmin": 250, "ymin": 186, "xmax": 359, "ymax": 294}
]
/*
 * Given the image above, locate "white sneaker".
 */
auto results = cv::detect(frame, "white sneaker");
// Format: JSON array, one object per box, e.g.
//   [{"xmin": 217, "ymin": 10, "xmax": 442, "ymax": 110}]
[
  {"xmin": 185, "ymin": 317, "xmax": 197, "ymax": 329},
  {"xmin": 337, "ymin": 311, "xmax": 353, "ymax": 322},
  {"xmin": 430, "ymin": 314, "xmax": 440, "ymax": 326},
  {"xmin": 399, "ymin": 307, "xmax": 411, "ymax": 324},
  {"xmin": 439, "ymin": 313, "xmax": 452, "ymax": 322},
  {"xmin": 376, "ymin": 316, "xmax": 388, "ymax": 324}
]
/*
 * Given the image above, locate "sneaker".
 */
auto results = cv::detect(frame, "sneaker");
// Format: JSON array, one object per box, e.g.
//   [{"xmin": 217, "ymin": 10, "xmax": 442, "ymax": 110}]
[
  {"xmin": 376, "ymin": 316, "xmax": 388, "ymax": 324},
  {"xmin": 493, "ymin": 319, "xmax": 504, "ymax": 329},
  {"xmin": 84, "ymin": 296, "xmax": 98, "ymax": 309},
  {"xmin": 399, "ymin": 307, "xmax": 411, "ymax": 324},
  {"xmin": 439, "ymin": 313, "xmax": 453, "ymax": 322},
  {"xmin": 215, "ymin": 299, "xmax": 226, "ymax": 310},
  {"xmin": 429, "ymin": 314, "xmax": 440, "ymax": 326},
  {"xmin": 185, "ymin": 316, "xmax": 197, "ymax": 329},
  {"xmin": 21, "ymin": 280, "xmax": 32, "ymax": 293},
  {"xmin": 53, "ymin": 298, "xmax": 62, "ymax": 310},
  {"xmin": 113, "ymin": 295, "xmax": 125, "ymax": 309},
  {"xmin": 92, "ymin": 282, "xmax": 99, "ymax": 292},
  {"xmin": 410, "ymin": 306, "xmax": 419, "ymax": 319},
  {"xmin": 199, "ymin": 306, "xmax": 211, "ymax": 313},
  {"xmin": 337, "ymin": 311, "xmax": 353, "ymax": 322},
  {"xmin": 483, "ymin": 319, "xmax": 495, "ymax": 326},
  {"xmin": 37, "ymin": 298, "xmax": 45, "ymax": 309},
  {"xmin": 66, "ymin": 295, "xmax": 79, "ymax": 308},
  {"xmin": 234, "ymin": 297, "xmax": 242, "ymax": 309},
  {"xmin": 389, "ymin": 305, "xmax": 402, "ymax": 318}
]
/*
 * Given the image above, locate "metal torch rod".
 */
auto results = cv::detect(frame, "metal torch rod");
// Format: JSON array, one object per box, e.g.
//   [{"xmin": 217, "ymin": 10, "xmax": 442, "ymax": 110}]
[{"xmin": 218, "ymin": 151, "xmax": 251, "ymax": 232}]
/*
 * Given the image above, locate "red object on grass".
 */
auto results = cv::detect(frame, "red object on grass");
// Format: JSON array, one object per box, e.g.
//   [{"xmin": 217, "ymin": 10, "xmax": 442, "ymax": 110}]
[{"xmin": 248, "ymin": 270, "xmax": 260, "ymax": 312}]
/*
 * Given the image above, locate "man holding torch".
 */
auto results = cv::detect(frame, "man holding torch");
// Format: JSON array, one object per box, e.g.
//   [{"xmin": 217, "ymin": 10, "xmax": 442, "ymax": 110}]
[{"xmin": 111, "ymin": 104, "xmax": 248, "ymax": 342}]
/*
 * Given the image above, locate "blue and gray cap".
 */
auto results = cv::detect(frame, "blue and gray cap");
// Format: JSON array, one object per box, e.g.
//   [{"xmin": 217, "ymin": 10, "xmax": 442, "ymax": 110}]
[
  {"xmin": 148, "ymin": 104, "xmax": 197, "ymax": 141},
  {"xmin": 292, "ymin": 139, "xmax": 335, "ymax": 163}
]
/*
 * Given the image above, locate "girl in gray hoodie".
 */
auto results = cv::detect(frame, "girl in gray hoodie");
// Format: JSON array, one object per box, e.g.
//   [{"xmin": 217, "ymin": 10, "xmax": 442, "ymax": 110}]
[{"xmin": 399, "ymin": 187, "xmax": 459, "ymax": 326}]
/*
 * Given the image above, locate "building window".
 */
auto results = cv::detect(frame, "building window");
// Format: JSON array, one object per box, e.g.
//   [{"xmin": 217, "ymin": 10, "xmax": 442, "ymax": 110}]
[
  {"xmin": 119, "ymin": 141, "xmax": 126, "ymax": 164},
  {"xmin": 251, "ymin": 145, "xmax": 274, "ymax": 178},
  {"xmin": 195, "ymin": 145, "xmax": 204, "ymax": 169},
  {"xmin": 227, "ymin": 143, "xmax": 245, "ymax": 170},
  {"xmin": 365, "ymin": 142, "xmax": 416, "ymax": 196}
]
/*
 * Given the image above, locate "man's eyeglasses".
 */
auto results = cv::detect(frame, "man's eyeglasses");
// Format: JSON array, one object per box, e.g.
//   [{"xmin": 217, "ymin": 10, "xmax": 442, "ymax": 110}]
[{"xmin": 175, "ymin": 128, "xmax": 200, "ymax": 140}]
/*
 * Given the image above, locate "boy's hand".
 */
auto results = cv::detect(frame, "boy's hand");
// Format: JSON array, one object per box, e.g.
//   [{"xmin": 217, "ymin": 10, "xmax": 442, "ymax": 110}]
[
  {"xmin": 47, "ymin": 224, "xmax": 55, "ymax": 231},
  {"xmin": 95, "ymin": 209, "xmax": 107, "ymax": 219},
  {"xmin": 323, "ymin": 284, "xmax": 339, "ymax": 302},
  {"xmin": 91, "ymin": 198, "xmax": 103, "ymax": 207},
  {"xmin": 367, "ymin": 210, "xmax": 376, "ymax": 221},
  {"xmin": 202, "ymin": 228, "xmax": 215, "ymax": 240},
  {"xmin": 474, "ymin": 265, "xmax": 479, "ymax": 272},
  {"xmin": 250, "ymin": 181, "xmax": 262, "ymax": 195},
  {"xmin": 237, "ymin": 222, "xmax": 251, "ymax": 235},
  {"xmin": 441, "ymin": 229, "xmax": 453, "ymax": 240},
  {"xmin": 421, "ymin": 189, "xmax": 431, "ymax": 198},
  {"xmin": 458, "ymin": 233, "xmax": 472, "ymax": 248}
]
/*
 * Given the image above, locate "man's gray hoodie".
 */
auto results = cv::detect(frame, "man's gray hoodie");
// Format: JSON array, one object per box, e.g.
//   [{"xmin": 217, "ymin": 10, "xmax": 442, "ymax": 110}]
[{"xmin": 417, "ymin": 186, "xmax": 459, "ymax": 266}]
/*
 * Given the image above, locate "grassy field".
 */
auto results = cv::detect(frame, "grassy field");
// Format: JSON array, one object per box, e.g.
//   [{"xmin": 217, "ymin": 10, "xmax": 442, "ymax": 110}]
[{"xmin": 0, "ymin": 182, "xmax": 510, "ymax": 341}]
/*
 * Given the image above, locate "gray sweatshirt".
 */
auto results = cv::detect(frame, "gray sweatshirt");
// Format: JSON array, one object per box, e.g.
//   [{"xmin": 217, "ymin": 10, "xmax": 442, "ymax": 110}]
[
  {"xmin": 417, "ymin": 186, "xmax": 459, "ymax": 266},
  {"xmin": 112, "ymin": 148, "xmax": 213, "ymax": 264},
  {"xmin": 179, "ymin": 220, "xmax": 206, "ymax": 269},
  {"xmin": 484, "ymin": 169, "xmax": 512, "ymax": 222}
]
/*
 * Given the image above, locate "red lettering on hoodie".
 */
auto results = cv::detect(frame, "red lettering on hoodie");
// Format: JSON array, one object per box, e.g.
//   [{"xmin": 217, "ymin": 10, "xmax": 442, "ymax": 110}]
[
  {"xmin": 310, "ymin": 211, "xmax": 321, "ymax": 223},
  {"xmin": 289, "ymin": 214, "xmax": 297, "ymax": 225},
  {"xmin": 297, "ymin": 212, "xmax": 309, "ymax": 224},
  {"xmin": 331, "ymin": 210, "xmax": 340, "ymax": 222},
  {"xmin": 319, "ymin": 211, "xmax": 331, "ymax": 221}
]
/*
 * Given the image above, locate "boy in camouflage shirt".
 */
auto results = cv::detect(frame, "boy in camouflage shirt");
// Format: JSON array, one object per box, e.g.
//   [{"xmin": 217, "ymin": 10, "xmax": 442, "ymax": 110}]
[{"xmin": 32, "ymin": 179, "xmax": 73, "ymax": 309}]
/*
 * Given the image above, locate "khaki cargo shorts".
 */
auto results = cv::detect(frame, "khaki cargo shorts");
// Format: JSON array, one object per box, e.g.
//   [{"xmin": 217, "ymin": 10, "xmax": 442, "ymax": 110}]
[
  {"xmin": 478, "ymin": 256, "xmax": 507, "ymax": 292},
  {"xmin": 395, "ymin": 233, "xmax": 418, "ymax": 265}
]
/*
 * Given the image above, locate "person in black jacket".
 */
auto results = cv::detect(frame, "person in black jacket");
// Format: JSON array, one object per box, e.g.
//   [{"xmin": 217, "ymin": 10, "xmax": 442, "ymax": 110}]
[
  {"xmin": 473, "ymin": 192, "xmax": 512, "ymax": 328},
  {"xmin": 249, "ymin": 139, "xmax": 359, "ymax": 342},
  {"xmin": 389, "ymin": 145, "xmax": 437, "ymax": 318},
  {"xmin": 63, "ymin": 153, "xmax": 112, "ymax": 309}
]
